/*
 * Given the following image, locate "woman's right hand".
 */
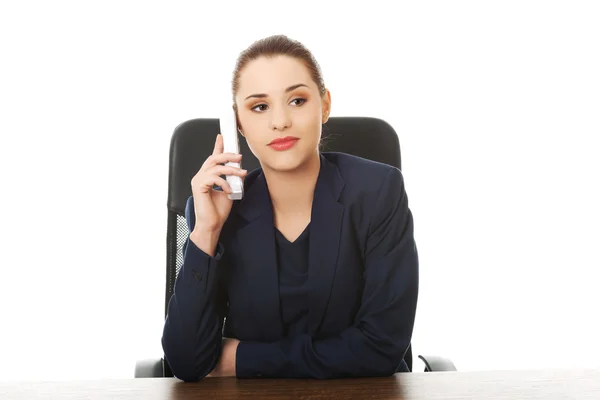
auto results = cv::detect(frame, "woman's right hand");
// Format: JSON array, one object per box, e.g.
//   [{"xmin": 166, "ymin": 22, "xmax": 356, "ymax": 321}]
[{"xmin": 190, "ymin": 134, "xmax": 247, "ymax": 255}]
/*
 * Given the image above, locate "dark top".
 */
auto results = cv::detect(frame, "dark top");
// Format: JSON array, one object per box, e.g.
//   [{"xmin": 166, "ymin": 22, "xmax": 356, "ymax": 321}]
[{"xmin": 275, "ymin": 224, "xmax": 311, "ymax": 336}]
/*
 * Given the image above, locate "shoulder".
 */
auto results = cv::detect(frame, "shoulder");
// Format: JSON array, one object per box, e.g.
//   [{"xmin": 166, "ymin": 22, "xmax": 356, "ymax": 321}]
[
  {"xmin": 322, "ymin": 152, "xmax": 410, "ymax": 240},
  {"xmin": 321, "ymin": 152, "xmax": 405, "ymax": 199}
]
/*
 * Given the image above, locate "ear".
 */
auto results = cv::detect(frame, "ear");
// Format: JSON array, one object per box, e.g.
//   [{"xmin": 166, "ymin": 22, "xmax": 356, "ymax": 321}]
[
  {"xmin": 321, "ymin": 89, "xmax": 331, "ymax": 123},
  {"xmin": 233, "ymin": 103, "xmax": 245, "ymax": 137}
]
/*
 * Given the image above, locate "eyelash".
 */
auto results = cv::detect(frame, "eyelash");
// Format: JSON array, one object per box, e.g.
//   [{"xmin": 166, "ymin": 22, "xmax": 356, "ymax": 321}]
[{"xmin": 251, "ymin": 98, "xmax": 306, "ymax": 113}]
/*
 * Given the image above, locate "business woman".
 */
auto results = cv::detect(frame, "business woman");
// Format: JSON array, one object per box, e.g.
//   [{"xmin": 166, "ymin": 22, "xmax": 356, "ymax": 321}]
[{"xmin": 161, "ymin": 34, "xmax": 419, "ymax": 382}]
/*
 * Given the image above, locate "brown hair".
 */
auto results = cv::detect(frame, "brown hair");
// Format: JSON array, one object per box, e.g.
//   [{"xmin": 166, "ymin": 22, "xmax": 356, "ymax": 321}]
[{"xmin": 231, "ymin": 35, "xmax": 326, "ymax": 104}]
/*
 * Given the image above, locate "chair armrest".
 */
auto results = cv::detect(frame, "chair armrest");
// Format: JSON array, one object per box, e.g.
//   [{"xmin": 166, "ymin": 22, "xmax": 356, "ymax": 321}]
[
  {"xmin": 418, "ymin": 355, "xmax": 457, "ymax": 372},
  {"xmin": 135, "ymin": 358, "xmax": 165, "ymax": 378}
]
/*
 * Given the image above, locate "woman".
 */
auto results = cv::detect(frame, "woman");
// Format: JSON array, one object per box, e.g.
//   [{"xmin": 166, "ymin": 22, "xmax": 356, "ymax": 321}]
[{"xmin": 161, "ymin": 34, "xmax": 419, "ymax": 381}]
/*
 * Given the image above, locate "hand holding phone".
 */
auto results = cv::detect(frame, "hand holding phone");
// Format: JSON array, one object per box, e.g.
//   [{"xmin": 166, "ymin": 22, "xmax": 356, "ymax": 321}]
[{"xmin": 189, "ymin": 133, "xmax": 247, "ymax": 255}]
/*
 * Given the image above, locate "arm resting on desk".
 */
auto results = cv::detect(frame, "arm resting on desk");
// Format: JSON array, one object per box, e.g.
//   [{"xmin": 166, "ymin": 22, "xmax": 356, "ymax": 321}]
[
  {"xmin": 237, "ymin": 168, "xmax": 419, "ymax": 379},
  {"xmin": 161, "ymin": 239, "xmax": 227, "ymax": 382},
  {"xmin": 161, "ymin": 198, "xmax": 228, "ymax": 382}
]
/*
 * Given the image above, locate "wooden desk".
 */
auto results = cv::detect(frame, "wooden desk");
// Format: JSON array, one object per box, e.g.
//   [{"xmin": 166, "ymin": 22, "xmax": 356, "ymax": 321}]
[{"xmin": 1, "ymin": 369, "xmax": 599, "ymax": 399}]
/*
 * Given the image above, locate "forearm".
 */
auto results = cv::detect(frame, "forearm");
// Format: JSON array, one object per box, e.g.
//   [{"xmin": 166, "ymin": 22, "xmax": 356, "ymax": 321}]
[
  {"xmin": 190, "ymin": 228, "xmax": 220, "ymax": 258},
  {"xmin": 161, "ymin": 237, "xmax": 226, "ymax": 382},
  {"xmin": 236, "ymin": 325, "xmax": 410, "ymax": 379}
]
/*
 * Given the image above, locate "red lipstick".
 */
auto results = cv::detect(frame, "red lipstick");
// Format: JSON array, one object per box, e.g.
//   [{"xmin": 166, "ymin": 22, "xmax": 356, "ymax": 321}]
[{"xmin": 268, "ymin": 136, "xmax": 299, "ymax": 151}]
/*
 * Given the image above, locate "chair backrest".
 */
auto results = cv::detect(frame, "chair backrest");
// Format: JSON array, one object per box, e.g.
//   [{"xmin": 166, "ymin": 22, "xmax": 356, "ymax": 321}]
[{"xmin": 164, "ymin": 116, "xmax": 410, "ymax": 372}]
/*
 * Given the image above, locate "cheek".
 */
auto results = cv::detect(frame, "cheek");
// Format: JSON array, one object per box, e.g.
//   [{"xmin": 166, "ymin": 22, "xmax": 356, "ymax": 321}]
[
  {"xmin": 239, "ymin": 119, "xmax": 268, "ymax": 157},
  {"xmin": 296, "ymin": 103, "xmax": 323, "ymax": 128},
  {"xmin": 243, "ymin": 134, "xmax": 263, "ymax": 158},
  {"xmin": 239, "ymin": 114, "xmax": 265, "ymax": 139}
]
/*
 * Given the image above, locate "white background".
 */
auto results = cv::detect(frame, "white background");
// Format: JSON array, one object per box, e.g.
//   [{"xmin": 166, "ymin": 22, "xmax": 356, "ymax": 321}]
[{"xmin": 1, "ymin": 0, "xmax": 599, "ymax": 382}]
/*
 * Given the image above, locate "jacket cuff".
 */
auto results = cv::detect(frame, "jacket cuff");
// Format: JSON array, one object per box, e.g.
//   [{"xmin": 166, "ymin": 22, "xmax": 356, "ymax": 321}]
[
  {"xmin": 182, "ymin": 239, "xmax": 224, "ymax": 291},
  {"xmin": 184, "ymin": 238, "xmax": 224, "ymax": 263},
  {"xmin": 235, "ymin": 341, "xmax": 284, "ymax": 378}
]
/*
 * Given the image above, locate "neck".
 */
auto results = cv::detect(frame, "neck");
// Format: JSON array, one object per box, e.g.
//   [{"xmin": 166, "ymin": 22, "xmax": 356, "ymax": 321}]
[{"xmin": 263, "ymin": 151, "xmax": 321, "ymax": 216}]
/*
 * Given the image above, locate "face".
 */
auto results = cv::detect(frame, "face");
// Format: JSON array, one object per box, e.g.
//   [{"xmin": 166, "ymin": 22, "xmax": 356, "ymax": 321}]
[{"xmin": 234, "ymin": 55, "xmax": 331, "ymax": 173}]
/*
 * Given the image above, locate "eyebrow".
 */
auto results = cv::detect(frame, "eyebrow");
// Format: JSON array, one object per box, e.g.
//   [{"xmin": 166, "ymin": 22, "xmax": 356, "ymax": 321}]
[{"xmin": 244, "ymin": 83, "xmax": 309, "ymax": 100}]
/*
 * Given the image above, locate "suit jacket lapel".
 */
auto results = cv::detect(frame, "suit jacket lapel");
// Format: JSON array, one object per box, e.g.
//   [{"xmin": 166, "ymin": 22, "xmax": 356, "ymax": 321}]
[
  {"xmin": 234, "ymin": 172, "xmax": 283, "ymax": 340},
  {"xmin": 307, "ymin": 154, "xmax": 346, "ymax": 335},
  {"xmin": 234, "ymin": 154, "xmax": 346, "ymax": 338}
]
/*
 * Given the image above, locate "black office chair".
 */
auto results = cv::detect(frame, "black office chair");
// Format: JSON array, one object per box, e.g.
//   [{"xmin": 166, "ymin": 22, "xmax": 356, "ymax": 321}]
[{"xmin": 135, "ymin": 117, "xmax": 457, "ymax": 377}]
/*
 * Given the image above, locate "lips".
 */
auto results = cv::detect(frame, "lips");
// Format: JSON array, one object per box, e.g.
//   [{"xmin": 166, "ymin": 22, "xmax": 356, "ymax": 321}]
[
  {"xmin": 268, "ymin": 136, "xmax": 299, "ymax": 151},
  {"xmin": 268, "ymin": 136, "xmax": 299, "ymax": 145}
]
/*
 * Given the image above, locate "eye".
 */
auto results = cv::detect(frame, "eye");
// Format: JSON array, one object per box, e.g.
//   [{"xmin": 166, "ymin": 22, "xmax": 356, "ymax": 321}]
[
  {"xmin": 251, "ymin": 104, "xmax": 268, "ymax": 113},
  {"xmin": 251, "ymin": 97, "xmax": 306, "ymax": 112},
  {"xmin": 290, "ymin": 98, "xmax": 306, "ymax": 106}
]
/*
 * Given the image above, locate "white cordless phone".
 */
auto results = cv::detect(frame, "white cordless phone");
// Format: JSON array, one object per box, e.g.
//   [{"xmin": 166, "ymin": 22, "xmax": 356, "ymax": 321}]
[{"xmin": 219, "ymin": 110, "xmax": 244, "ymax": 200}]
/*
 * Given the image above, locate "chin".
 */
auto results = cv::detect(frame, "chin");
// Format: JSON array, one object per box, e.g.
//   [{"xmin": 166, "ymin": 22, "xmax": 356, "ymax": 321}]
[
  {"xmin": 262, "ymin": 149, "xmax": 316, "ymax": 173},
  {"xmin": 266, "ymin": 157, "xmax": 303, "ymax": 172}
]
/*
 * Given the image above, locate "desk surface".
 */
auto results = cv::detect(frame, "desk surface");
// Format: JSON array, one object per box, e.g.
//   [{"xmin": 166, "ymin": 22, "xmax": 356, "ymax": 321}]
[{"xmin": 2, "ymin": 369, "xmax": 599, "ymax": 399}]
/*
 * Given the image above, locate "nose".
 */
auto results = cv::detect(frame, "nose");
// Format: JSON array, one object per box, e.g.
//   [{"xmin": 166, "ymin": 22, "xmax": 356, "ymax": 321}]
[{"xmin": 269, "ymin": 104, "xmax": 291, "ymax": 131}]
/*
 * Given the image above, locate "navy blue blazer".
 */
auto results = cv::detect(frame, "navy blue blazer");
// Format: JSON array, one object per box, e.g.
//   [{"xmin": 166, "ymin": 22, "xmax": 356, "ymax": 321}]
[{"xmin": 161, "ymin": 152, "xmax": 419, "ymax": 381}]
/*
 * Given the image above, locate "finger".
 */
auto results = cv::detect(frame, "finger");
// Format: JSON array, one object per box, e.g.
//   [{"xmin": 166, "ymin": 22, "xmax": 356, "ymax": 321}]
[
  {"xmin": 203, "ymin": 152, "xmax": 242, "ymax": 168},
  {"xmin": 211, "ymin": 176, "xmax": 233, "ymax": 194},
  {"xmin": 212, "ymin": 133, "xmax": 224, "ymax": 155},
  {"xmin": 193, "ymin": 173, "xmax": 232, "ymax": 194},
  {"xmin": 207, "ymin": 165, "xmax": 248, "ymax": 177}
]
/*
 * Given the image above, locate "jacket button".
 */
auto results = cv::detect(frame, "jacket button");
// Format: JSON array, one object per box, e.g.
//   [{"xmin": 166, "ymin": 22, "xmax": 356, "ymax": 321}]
[{"xmin": 193, "ymin": 270, "xmax": 202, "ymax": 282}]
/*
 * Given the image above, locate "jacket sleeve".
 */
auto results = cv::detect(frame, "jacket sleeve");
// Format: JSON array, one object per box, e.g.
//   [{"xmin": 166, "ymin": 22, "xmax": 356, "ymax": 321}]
[
  {"xmin": 235, "ymin": 168, "xmax": 419, "ymax": 379},
  {"xmin": 161, "ymin": 196, "xmax": 228, "ymax": 382}
]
